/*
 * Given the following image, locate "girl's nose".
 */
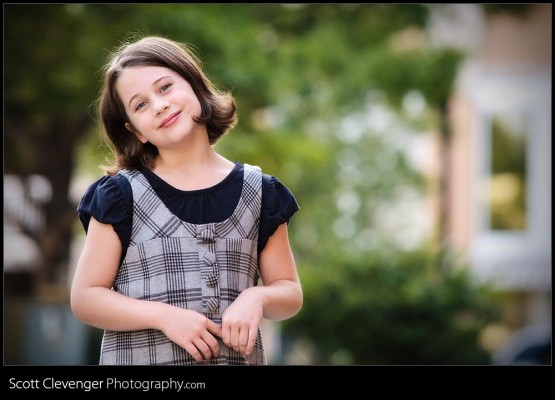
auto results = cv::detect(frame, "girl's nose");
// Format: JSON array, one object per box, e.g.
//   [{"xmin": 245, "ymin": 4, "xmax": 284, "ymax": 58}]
[{"xmin": 154, "ymin": 99, "xmax": 170, "ymax": 115}]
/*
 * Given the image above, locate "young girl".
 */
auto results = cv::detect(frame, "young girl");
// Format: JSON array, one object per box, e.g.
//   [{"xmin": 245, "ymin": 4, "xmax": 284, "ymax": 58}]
[{"xmin": 70, "ymin": 36, "xmax": 303, "ymax": 365}]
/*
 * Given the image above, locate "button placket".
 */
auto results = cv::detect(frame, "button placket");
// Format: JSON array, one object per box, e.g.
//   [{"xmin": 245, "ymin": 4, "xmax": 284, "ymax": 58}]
[{"xmin": 197, "ymin": 225, "xmax": 220, "ymax": 314}]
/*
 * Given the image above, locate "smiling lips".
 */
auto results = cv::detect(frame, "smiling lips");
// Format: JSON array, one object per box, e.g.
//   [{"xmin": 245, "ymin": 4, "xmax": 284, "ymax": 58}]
[{"xmin": 159, "ymin": 111, "xmax": 181, "ymax": 129}]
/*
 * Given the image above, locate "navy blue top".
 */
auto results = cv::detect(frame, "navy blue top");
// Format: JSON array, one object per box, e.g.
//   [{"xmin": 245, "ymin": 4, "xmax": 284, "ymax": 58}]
[{"xmin": 77, "ymin": 162, "xmax": 299, "ymax": 263}]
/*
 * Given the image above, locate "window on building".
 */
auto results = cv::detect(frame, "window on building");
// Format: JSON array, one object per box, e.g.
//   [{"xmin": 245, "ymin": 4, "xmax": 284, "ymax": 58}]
[{"xmin": 487, "ymin": 113, "xmax": 528, "ymax": 231}]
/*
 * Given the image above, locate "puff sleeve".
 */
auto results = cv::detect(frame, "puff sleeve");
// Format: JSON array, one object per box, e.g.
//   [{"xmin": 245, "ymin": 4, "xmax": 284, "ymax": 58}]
[
  {"xmin": 259, "ymin": 174, "xmax": 300, "ymax": 253},
  {"xmin": 76, "ymin": 174, "xmax": 132, "ymax": 252}
]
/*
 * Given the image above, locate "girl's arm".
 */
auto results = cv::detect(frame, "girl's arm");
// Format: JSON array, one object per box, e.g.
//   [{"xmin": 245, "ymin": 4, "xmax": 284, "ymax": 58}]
[
  {"xmin": 221, "ymin": 222, "xmax": 303, "ymax": 355},
  {"xmin": 70, "ymin": 217, "xmax": 222, "ymax": 361},
  {"xmin": 257, "ymin": 222, "xmax": 303, "ymax": 320}
]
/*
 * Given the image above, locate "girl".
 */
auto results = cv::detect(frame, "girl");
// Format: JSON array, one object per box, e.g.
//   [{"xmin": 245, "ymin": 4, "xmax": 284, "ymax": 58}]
[{"xmin": 70, "ymin": 36, "xmax": 303, "ymax": 365}]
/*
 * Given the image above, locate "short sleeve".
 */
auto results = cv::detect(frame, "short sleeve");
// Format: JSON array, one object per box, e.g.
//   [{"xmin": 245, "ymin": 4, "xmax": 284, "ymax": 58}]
[
  {"xmin": 77, "ymin": 174, "xmax": 132, "ymax": 250},
  {"xmin": 259, "ymin": 174, "xmax": 300, "ymax": 253}
]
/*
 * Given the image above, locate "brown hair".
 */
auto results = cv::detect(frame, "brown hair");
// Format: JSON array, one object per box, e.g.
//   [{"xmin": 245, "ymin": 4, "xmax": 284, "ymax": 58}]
[{"xmin": 98, "ymin": 36, "xmax": 237, "ymax": 174}]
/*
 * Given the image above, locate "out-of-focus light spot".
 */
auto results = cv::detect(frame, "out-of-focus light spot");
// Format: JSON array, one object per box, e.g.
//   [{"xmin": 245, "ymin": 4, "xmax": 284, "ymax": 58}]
[
  {"xmin": 403, "ymin": 90, "xmax": 427, "ymax": 118},
  {"xmin": 336, "ymin": 190, "xmax": 361, "ymax": 216},
  {"xmin": 27, "ymin": 175, "xmax": 52, "ymax": 204},
  {"xmin": 366, "ymin": 104, "xmax": 392, "ymax": 132},
  {"xmin": 337, "ymin": 116, "xmax": 364, "ymax": 143}
]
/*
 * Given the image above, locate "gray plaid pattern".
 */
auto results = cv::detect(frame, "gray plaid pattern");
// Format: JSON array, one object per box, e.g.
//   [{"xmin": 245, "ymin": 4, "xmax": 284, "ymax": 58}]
[{"xmin": 99, "ymin": 164, "xmax": 266, "ymax": 365}]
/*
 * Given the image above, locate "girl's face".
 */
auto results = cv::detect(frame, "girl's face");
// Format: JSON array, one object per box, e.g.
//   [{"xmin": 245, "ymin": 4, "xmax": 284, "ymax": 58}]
[{"xmin": 116, "ymin": 65, "xmax": 203, "ymax": 149}]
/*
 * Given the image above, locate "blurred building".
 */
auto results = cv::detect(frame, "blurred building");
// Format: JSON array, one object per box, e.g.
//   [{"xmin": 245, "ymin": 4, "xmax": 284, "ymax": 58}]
[
  {"xmin": 4, "ymin": 174, "xmax": 47, "ymax": 294},
  {"xmin": 4, "ymin": 174, "xmax": 97, "ymax": 365},
  {"xmin": 428, "ymin": 4, "xmax": 551, "ymax": 360}
]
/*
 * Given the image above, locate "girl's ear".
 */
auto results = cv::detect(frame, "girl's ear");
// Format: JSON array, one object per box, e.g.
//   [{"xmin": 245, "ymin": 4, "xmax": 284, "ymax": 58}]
[{"xmin": 125, "ymin": 122, "xmax": 148, "ymax": 144}]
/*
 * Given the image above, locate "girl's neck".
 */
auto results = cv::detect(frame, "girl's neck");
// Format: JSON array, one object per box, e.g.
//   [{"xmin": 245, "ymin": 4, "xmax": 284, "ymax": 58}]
[
  {"xmin": 152, "ymin": 144, "xmax": 235, "ymax": 191},
  {"xmin": 155, "ymin": 146, "xmax": 217, "ymax": 172}
]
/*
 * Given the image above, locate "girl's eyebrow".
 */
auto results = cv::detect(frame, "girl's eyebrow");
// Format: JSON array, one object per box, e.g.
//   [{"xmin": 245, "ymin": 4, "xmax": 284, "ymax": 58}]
[{"xmin": 127, "ymin": 76, "xmax": 171, "ymax": 108}]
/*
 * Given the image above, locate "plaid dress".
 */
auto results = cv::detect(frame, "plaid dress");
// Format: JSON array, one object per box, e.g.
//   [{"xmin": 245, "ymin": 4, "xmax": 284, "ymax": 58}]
[{"xmin": 99, "ymin": 164, "xmax": 266, "ymax": 365}]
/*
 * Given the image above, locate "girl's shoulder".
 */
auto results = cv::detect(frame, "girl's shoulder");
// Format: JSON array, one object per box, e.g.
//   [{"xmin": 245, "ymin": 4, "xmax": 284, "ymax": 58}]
[
  {"xmin": 242, "ymin": 162, "xmax": 295, "ymax": 199},
  {"xmin": 262, "ymin": 173, "xmax": 298, "ymax": 208},
  {"xmin": 257, "ymin": 170, "xmax": 300, "ymax": 252},
  {"xmin": 77, "ymin": 173, "xmax": 132, "ymax": 231},
  {"xmin": 80, "ymin": 173, "xmax": 132, "ymax": 205}
]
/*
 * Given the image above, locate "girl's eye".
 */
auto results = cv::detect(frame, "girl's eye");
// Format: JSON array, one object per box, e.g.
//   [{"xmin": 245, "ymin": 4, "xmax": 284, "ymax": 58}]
[
  {"xmin": 160, "ymin": 83, "xmax": 172, "ymax": 92},
  {"xmin": 135, "ymin": 101, "xmax": 146, "ymax": 111}
]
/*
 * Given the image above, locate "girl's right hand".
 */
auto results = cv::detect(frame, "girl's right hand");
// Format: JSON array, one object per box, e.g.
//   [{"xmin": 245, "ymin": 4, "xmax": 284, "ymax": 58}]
[{"xmin": 160, "ymin": 307, "xmax": 222, "ymax": 362}]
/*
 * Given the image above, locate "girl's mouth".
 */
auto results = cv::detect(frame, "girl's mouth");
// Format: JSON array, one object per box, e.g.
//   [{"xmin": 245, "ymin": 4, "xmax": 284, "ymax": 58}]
[{"xmin": 159, "ymin": 111, "xmax": 181, "ymax": 128}]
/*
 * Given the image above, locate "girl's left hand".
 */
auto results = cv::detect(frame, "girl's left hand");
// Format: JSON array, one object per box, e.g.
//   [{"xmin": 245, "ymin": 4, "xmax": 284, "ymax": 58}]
[{"xmin": 221, "ymin": 287, "xmax": 264, "ymax": 356}]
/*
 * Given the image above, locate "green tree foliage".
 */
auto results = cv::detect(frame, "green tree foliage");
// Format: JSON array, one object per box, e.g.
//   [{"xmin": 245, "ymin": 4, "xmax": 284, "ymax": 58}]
[{"xmin": 284, "ymin": 250, "xmax": 500, "ymax": 364}]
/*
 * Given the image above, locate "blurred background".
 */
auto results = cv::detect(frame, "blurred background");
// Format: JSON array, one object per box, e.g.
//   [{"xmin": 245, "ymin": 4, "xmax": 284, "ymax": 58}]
[{"xmin": 4, "ymin": 4, "xmax": 551, "ymax": 366}]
